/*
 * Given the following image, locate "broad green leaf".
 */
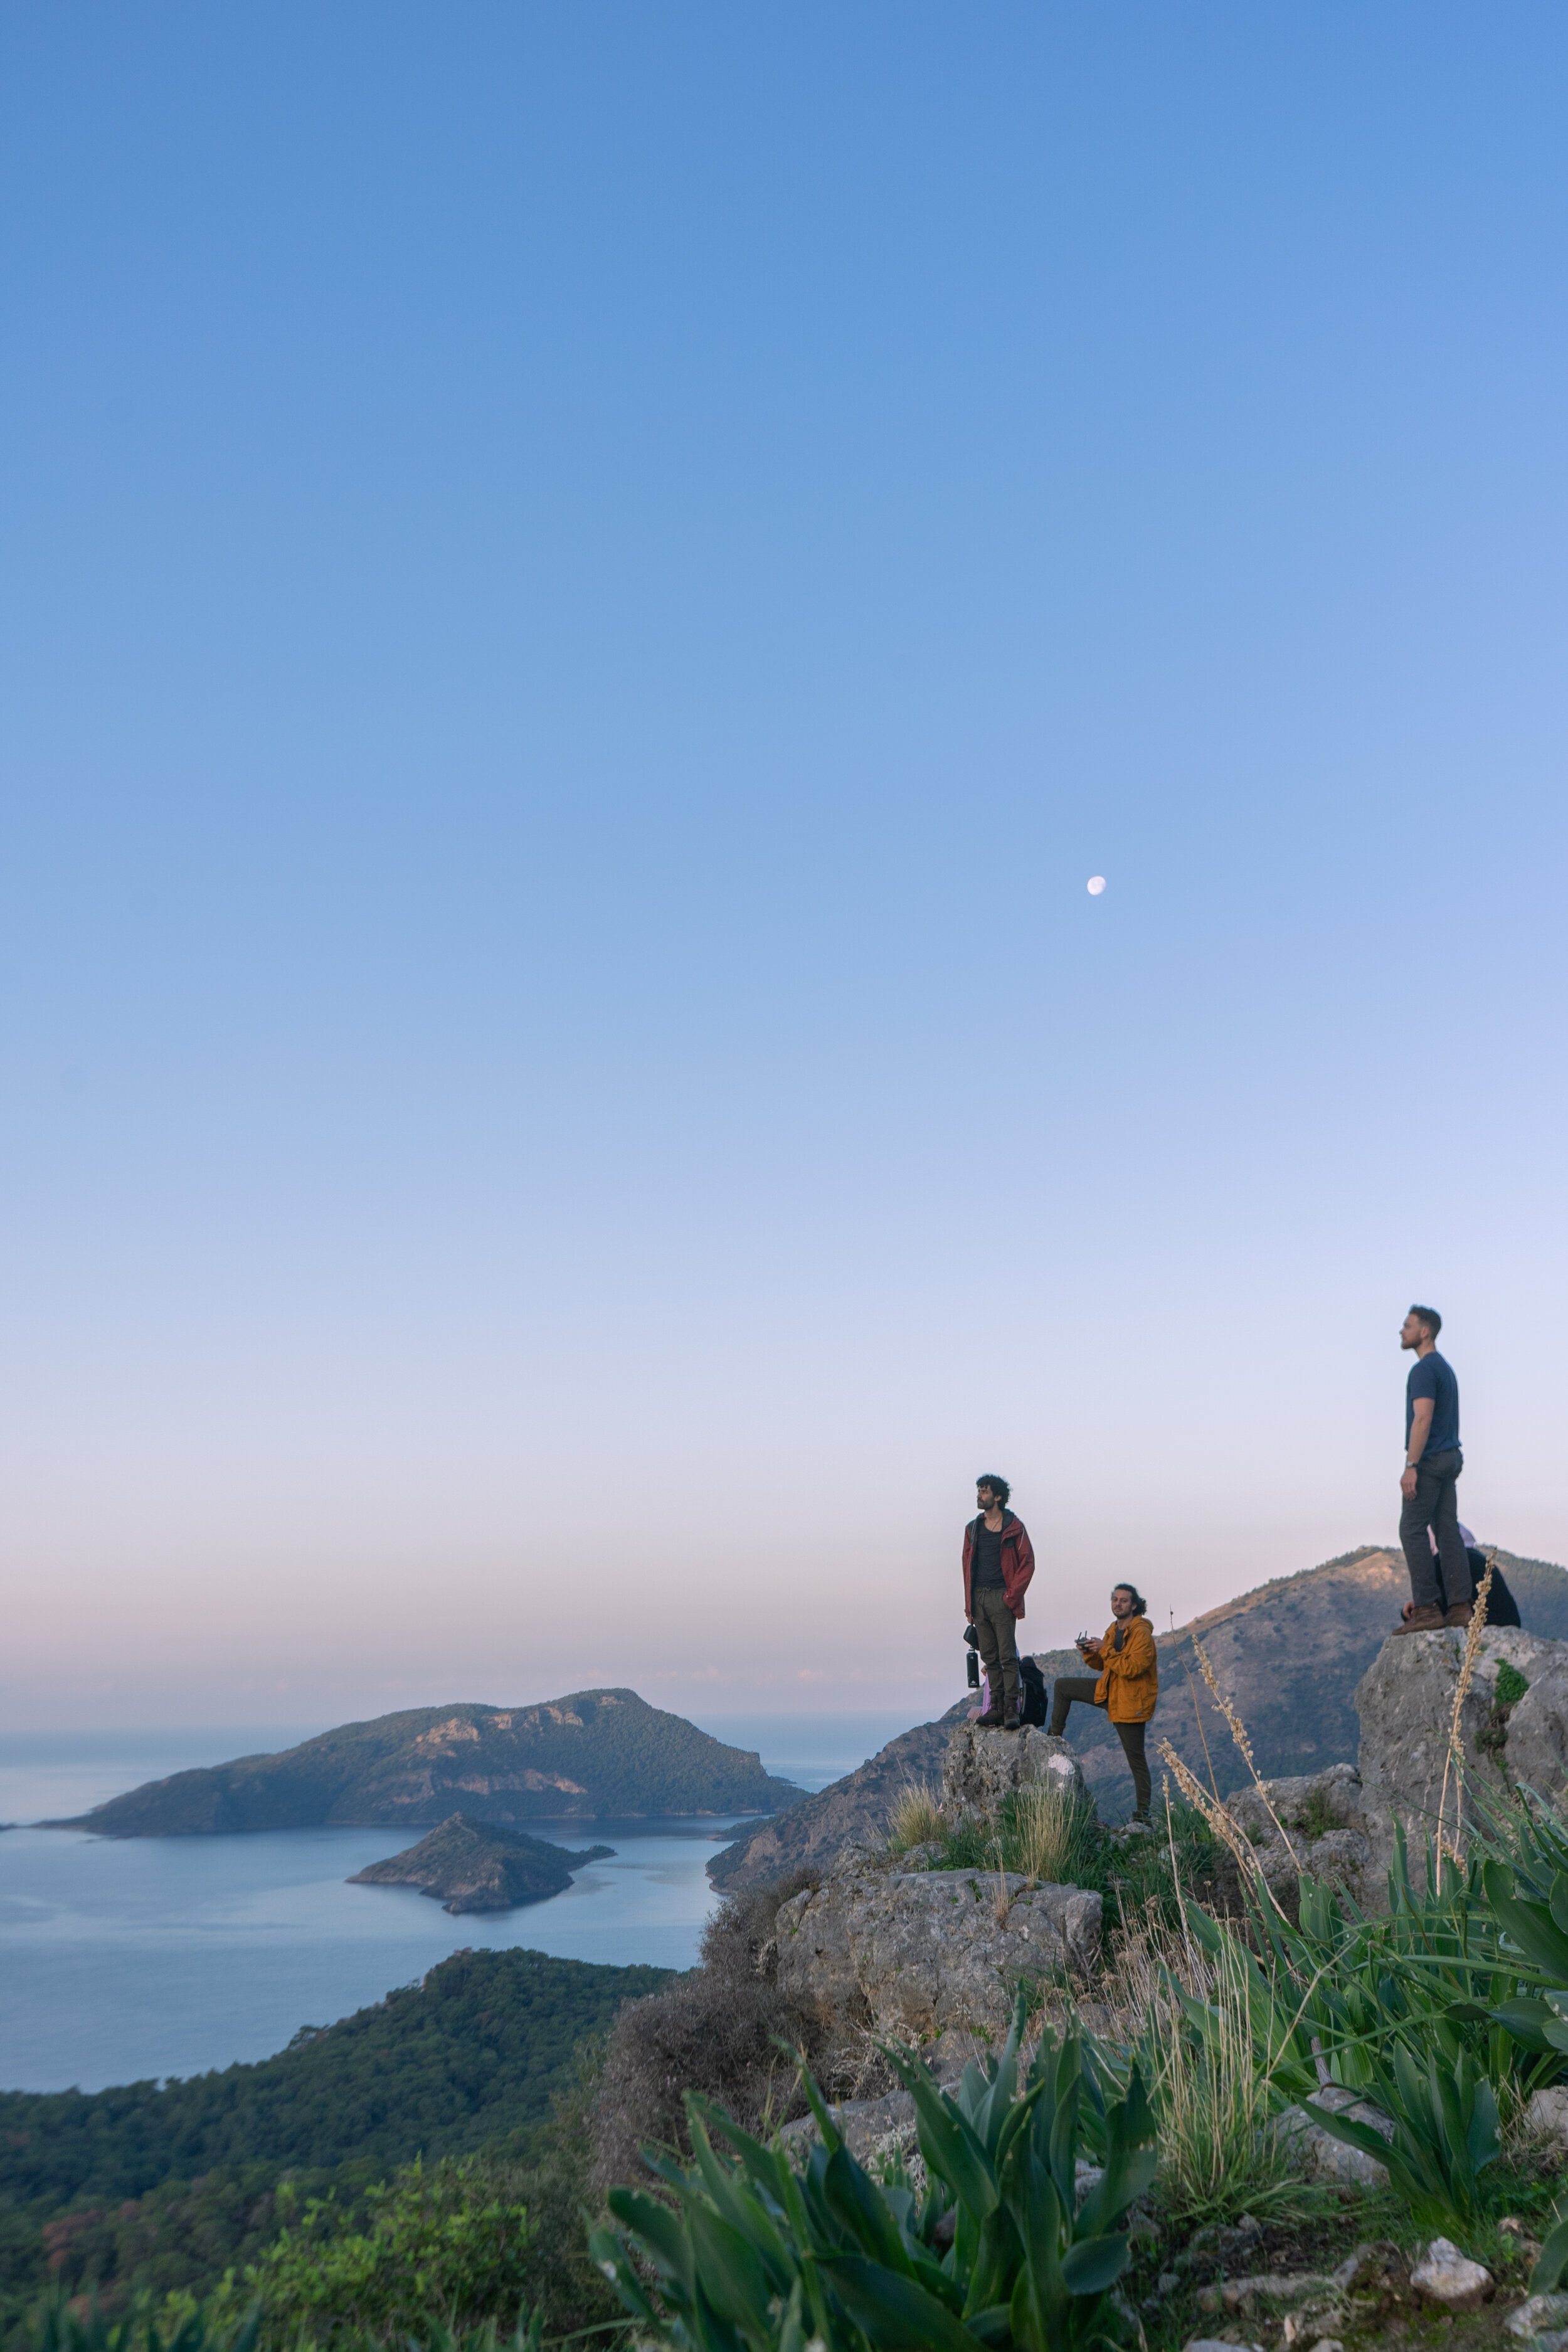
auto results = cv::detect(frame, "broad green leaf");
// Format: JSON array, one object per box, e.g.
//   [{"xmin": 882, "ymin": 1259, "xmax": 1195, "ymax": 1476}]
[
  {"xmin": 605, "ymin": 2187, "xmax": 694, "ymax": 2287},
  {"xmin": 687, "ymin": 2202, "xmax": 773, "ymax": 2331},
  {"xmin": 824, "ymin": 2145, "xmax": 913, "ymax": 2275},
  {"xmin": 880, "ymin": 2043, "xmax": 1001, "ymax": 2219},
  {"xmin": 1060, "ymin": 2233, "xmax": 1130, "ymax": 2295},
  {"xmin": 1532, "ymin": 2213, "xmax": 1568, "ymax": 2294},
  {"xmin": 821, "ymin": 2255, "xmax": 989, "ymax": 2352},
  {"xmin": 1483, "ymin": 1862, "xmax": 1568, "ymax": 1979},
  {"xmin": 1488, "ymin": 1998, "xmax": 1561, "ymax": 2052},
  {"xmin": 587, "ymin": 2228, "xmax": 660, "ymax": 2325}
]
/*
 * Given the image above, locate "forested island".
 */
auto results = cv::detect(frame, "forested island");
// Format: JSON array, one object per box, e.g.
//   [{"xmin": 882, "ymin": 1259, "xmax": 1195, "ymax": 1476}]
[
  {"xmin": 46, "ymin": 1689, "xmax": 803, "ymax": 1836},
  {"xmin": 347, "ymin": 1813, "xmax": 615, "ymax": 1912}
]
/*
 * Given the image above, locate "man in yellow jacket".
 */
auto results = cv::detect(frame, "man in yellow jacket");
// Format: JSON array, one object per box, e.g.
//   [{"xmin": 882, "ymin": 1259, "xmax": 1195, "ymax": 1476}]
[{"xmin": 1047, "ymin": 1584, "xmax": 1158, "ymax": 1823}]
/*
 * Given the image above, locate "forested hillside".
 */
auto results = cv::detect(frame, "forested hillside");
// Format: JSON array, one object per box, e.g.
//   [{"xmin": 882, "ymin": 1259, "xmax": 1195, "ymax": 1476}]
[{"xmin": 0, "ymin": 1945, "xmax": 670, "ymax": 2333}]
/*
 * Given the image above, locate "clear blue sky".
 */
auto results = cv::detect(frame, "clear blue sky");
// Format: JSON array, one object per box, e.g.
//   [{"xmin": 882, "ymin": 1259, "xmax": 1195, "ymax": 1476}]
[{"xmin": 3, "ymin": 5, "xmax": 1565, "ymax": 1730}]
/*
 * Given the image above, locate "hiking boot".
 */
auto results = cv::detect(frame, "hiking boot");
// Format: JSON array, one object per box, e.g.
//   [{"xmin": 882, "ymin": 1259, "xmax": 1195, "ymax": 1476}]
[
  {"xmin": 1392, "ymin": 1603, "xmax": 1446, "ymax": 1634},
  {"xmin": 975, "ymin": 1707, "xmax": 1004, "ymax": 1728},
  {"xmin": 1000, "ymin": 1715, "xmax": 1022, "ymax": 1732},
  {"xmin": 1445, "ymin": 1601, "xmax": 1475, "ymax": 1628}
]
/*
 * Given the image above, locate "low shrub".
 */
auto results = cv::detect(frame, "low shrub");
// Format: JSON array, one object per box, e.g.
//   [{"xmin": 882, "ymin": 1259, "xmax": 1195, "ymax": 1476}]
[{"xmin": 591, "ymin": 1873, "xmax": 830, "ymax": 2190}]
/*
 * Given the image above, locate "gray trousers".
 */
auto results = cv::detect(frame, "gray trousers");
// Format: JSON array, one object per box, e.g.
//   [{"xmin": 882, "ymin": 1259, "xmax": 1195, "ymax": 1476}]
[
  {"xmin": 1399, "ymin": 1447, "xmax": 1470, "ymax": 1609},
  {"xmin": 972, "ymin": 1587, "xmax": 1020, "ymax": 1712}
]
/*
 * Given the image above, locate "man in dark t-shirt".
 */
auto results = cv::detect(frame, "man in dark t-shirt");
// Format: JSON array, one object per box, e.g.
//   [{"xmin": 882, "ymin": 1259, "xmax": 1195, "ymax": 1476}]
[{"xmin": 1393, "ymin": 1303, "xmax": 1472, "ymax": 1632}]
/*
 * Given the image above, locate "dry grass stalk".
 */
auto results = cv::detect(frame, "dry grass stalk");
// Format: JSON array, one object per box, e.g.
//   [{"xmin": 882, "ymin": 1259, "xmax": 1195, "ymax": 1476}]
[
  {"xmin": 887, "ymin": 1778, "xmax": 943, "ymax": 1854},
  {"xmin": 1192, "ymin": 1637, "xmax": 1301, "ymax": 1867},
  {"xmin": 1434, "ymin": 1548, "xmax": 1496, "ymax": 1867},
  {"xmin": 1156, "ymin": 1739, "xmax": 1290, "ymax": 1921},
  {"xmin": 1182, "ymin": 1657, "xmax": 1222, "ymax": 1798},
  {"xmin": 1163, "ymin": 1776, "xmax": 1197, "ymax": 1970}
]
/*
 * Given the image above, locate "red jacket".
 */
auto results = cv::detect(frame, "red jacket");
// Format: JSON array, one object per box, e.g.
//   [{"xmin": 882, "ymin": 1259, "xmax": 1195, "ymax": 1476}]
[{"xmin": 962, "ymin": 1511, "xmax": 1036, "ymax": 1621}]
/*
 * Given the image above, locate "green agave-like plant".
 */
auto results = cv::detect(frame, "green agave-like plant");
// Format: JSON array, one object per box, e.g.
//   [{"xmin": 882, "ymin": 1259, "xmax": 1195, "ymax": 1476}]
[
  {"xmin": 1308, "ymin": 2038, "xmax": 1500, "ymax": 2228},
  {"xmin": 590, "ymin": 1993, "xmax": 1156, "ymax": 2352}
]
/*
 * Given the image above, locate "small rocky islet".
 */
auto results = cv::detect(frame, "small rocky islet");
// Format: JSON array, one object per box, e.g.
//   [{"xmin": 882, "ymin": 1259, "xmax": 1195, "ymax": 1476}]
[{"xmin": 347, "ymin": 1811, "xmax": 615, "ymax": 1913}]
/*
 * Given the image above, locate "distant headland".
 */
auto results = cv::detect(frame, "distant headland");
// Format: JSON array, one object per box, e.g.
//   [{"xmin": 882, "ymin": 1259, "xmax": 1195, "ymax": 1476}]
[{"xmin": 45, "ymin": 1689, "xmax": 805, "ymax": 1836}]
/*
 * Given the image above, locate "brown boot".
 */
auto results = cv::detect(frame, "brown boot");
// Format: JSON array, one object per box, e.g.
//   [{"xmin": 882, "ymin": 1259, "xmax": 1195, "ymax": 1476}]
[
  {"xmin": 975, "ymin": 1707, "xmax": 1004, "ymax": 1727},
  {"xmin": 1392, "ymin": 1603, "xmax": 1447, "ymax": 1634},
  {"xmin": 1445, "ymin": 1601, "xmax": 1474, "ymax": 1628}
]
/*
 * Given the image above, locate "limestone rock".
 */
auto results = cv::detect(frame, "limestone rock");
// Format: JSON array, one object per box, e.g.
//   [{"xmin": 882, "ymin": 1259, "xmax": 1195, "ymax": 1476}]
[
  {"xmin": 1278, "ymin": 2085, "xmax": 1394, "ymax": 2186},
  {"xmin": 1185, "ymin": 2341, "xmax": 1265, "ymax": 2352},
  {"xmin": 1330, "ymin": 2240, "xmax": 1409, "ymax": 2294},
  {"xmin": 1220, "ymin": 1765, "xmax": 1372, "ymax": 1905},
  {"xmin": 1527, "ymin": 2086, "xmax": 1568, "ymax": 2151},
  {"xmin": 1197, "ymin": 2274, "xmax": 1337, "ymax": 2315},
  {"xmin": 941, "ymin": 1724, "xmax": 1088, "ymax": 1823},
  {"xmin": 1505, "ymin": 2294, "xmax": 1568, "ymax": 2341},
  {"xmin": 1410, "ymin": 2238, "xmax": 1493, "ymax": 2311},
  {"xmin": 1355, "ymin": 1627, "xmax": 1568, "ymax": 1896},
  {"xmin": 774, "ymin": 1859, "xmax": 1103, "ymax": 2042}
]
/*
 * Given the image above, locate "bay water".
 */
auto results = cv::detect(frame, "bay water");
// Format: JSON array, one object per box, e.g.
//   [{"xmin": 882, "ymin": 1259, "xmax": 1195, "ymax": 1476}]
[{"xmin": 0, "ymin": 1712, "xmax": 914, "ymax": 2095}]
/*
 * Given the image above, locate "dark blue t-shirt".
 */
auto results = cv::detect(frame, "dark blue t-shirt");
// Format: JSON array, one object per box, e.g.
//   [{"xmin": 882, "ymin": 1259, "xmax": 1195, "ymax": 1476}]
[{"xmin": 1406, "ymin": 1349, "xmax": 1460, "ymax": 1458}]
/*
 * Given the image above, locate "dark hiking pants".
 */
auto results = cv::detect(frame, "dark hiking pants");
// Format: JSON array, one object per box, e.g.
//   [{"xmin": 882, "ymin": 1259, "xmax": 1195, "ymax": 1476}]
[
  {"xmin": 972, "ymin": 1588, "xmax": 1020, "ymax": 1715},
  {"xmin": 1048, "ymin": 1677, "xmax": 1152, "ymax": 1818},
  {"xmin": 1399, "ymin": 1447, "xmax": 1470, "ymax": 1610}
]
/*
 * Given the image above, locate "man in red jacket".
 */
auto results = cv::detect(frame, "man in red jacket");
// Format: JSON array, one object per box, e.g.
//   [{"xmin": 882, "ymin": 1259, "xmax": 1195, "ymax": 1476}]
[{"xmin": 962, "ymin": 1474, "xmax": 1036, "ymax": 1730}]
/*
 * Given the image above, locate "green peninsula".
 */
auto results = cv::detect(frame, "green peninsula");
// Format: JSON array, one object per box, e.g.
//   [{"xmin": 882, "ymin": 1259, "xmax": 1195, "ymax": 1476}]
[
  {"xmin": 348, "ymin": 1812, "xmax": 614, "ymax": 1912},
  {"xmin": 47, "ymin": 1687, "xmax": 803, "ymax": 1836}
]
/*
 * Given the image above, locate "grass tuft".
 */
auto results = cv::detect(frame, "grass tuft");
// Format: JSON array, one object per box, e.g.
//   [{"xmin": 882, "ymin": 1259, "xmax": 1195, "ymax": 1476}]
[{"xmin": 886, "ymin": 1779, "xmax": 943, "ymax": 1854}]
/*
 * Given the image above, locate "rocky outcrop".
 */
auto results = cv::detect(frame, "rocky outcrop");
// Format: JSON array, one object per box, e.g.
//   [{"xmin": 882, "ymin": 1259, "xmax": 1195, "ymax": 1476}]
[
  {"xmin": 709, "ymin": 1701, "xmax": 972, "ymax": 1890},
  {"xmin": 1220, "ymin": 1763, "xmax": 1374, "ymax": 1909},
  {"xmin": 1207, "ymin": 1625, "xmax": 1568, "ymax": 1910},
  {"xmin": 941, "ymin": 1724, "xmax": 1086, "ymax": 1822},
  {"xmin": 770, "ymin": 1840, "xmax": 1102, "ymax": 2049},
  {"xmin": 1354, "ymin": 1626, "xmax": 1568, "ymax": 1890}
]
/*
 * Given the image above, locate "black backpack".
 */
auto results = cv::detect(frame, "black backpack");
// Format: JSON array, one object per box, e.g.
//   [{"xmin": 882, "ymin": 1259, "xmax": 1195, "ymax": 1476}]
[
  {"xmin": 1018, "ymin": 1655, "xmax": 1048, "ymax": 1728},
  {"xmin": 1433, "ymin": 1548, "xmax": 1521, "ymax": 1627}
]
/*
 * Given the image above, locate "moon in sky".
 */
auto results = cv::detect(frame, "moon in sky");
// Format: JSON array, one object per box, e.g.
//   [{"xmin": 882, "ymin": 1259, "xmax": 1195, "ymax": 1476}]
[{"xmin": 1086, "ymin": 875, "xmax": 1106, "ymax": 895}]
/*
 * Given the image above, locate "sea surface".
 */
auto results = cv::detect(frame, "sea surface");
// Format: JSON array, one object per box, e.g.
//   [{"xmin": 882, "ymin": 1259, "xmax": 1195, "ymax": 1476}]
[{"xmin": 0, "ymin": 1712, "xmax": 916, "ymax": 2096}]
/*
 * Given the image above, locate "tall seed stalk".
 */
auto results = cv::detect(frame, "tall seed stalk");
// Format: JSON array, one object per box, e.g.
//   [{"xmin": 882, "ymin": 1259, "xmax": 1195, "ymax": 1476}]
[{"xmin": 1434, "ymin": 1549, "xmax": 1497, "ymax": 1871}]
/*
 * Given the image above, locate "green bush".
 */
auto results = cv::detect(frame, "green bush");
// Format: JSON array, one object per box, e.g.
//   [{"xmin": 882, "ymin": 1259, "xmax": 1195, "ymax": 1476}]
[
  {"xmin": 248, "ymin": 2158, "xmax": 532, "ymax": 2345},
  {"xmin": 592, "ymin": 1991, "xmax": 1157, "ymax": 2352},
  {"xmin": 26, "ymin": 2299, "xmax": 258, "ymax": 2352}
]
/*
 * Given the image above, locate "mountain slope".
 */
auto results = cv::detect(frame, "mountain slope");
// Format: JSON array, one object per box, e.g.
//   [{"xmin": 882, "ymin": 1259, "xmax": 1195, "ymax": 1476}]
[
  {"xmin": 708, "ymin": 1699, "xmax": 973, "ymax": 1889},
  {"xmin": 711, "ymin": 1543, "xmax": 1568, "ymax": 1869},
  {"xmin": 1039, "ymin": 1544, "xmax": 1568, "ymax": 1813},
  {"xmin": 51, "ymin": 1691, "xmax": 804, "ymax": 1835}
]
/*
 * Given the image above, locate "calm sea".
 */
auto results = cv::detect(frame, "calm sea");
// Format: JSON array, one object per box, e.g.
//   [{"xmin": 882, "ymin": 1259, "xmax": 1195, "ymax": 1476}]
[{"xmin": 0, "ymin": 1712, "xmax": 916, "ymax": 2096}]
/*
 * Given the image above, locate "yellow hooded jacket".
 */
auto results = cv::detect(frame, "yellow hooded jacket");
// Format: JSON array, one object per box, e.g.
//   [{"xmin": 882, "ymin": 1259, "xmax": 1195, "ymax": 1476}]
[{"xmin": 1091, "ymin": 1615, "xmax": 1158, "ymax": 1724}]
